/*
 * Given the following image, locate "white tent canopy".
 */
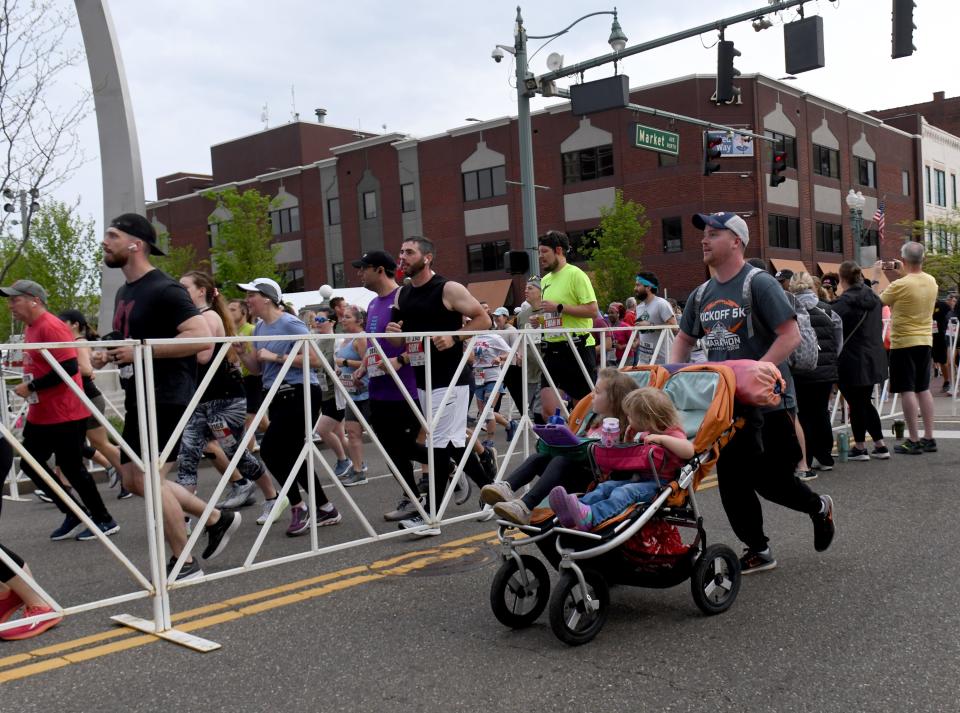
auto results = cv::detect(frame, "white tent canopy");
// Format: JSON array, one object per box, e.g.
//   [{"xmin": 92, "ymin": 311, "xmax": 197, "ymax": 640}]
[{"xmin": 283, "ymin": 286, "xmax": 378, "ymax": 313}]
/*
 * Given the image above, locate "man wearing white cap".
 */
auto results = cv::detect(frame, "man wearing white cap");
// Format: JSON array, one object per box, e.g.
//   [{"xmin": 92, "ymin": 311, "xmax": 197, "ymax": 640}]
[{"xmin": 671, "ymin": 211, "xmax": 835, "ymax": 575}]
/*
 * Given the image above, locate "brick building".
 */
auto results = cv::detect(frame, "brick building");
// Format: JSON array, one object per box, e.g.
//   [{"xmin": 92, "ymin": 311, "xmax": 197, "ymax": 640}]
[{"xmin": 148, "ymin": 73, "xmax": 918, "ymax": 303}]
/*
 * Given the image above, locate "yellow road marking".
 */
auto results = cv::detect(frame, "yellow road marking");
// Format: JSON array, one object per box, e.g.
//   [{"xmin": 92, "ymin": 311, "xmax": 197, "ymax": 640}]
[{"xmin": 0, "ymin": 532, "xmax": 500, "ymax": 683}]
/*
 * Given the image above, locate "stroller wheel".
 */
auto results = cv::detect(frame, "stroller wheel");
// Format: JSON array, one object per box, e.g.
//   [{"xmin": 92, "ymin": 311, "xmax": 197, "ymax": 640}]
[
  {"xmin": 548, "ymin": 569, "xmax": 609, "ymax": 646},
  {"xmin": 490, "ymin": 555, "xmax": 550, "ymax": 629},
  {"xmin": 690, "ymin": 544, "xmax": 741, "ymax": 615}
]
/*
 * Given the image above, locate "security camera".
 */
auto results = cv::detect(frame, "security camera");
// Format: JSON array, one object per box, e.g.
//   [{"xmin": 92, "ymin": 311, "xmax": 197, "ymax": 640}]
[{"xmin": 491, "ymin": 47, "xmax": 504, "ymax": 63}]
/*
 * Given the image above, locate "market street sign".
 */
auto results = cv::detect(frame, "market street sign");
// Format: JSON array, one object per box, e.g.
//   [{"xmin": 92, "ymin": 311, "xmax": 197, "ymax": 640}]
[{"xmin": 633, "ymin": 123, "xmax": 679, "ymax": 155}]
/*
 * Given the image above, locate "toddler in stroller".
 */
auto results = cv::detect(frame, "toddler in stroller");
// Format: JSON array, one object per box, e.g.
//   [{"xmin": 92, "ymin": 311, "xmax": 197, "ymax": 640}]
[{"xmin": 548, "ymin": 387, "xmax": 693, "ymax": 531}]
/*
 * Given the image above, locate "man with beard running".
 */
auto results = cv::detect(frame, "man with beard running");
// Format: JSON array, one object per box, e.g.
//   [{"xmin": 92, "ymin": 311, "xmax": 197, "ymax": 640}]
[
  {"xmin": 632, "ymin": 274, "xmax": 676, "ymax": 365},
  {"xmin": 387, "ymin": 237, "xmax": 493, "ymax": 536},
  {"xmin": 93, "ymin": 214, "xmax": 240, "ymax": 581}
]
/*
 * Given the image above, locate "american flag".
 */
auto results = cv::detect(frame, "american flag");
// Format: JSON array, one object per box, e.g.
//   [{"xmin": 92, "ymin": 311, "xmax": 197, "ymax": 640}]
[{"xmin": 873, "ymin": 198, "xmax": 885, "ymax": 242}]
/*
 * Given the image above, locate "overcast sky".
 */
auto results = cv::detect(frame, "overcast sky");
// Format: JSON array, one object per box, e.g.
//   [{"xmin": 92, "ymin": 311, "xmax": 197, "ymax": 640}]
[{"xmin": 50, "ymin": 0, "xmax": 958, "ymax": 232}]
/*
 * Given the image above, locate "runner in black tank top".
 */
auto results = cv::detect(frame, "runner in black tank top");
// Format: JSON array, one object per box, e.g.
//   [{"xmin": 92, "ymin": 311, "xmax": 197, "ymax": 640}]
[{"xmin": 388, "ymin": 237, "xmax": 493, "ymax": 535}]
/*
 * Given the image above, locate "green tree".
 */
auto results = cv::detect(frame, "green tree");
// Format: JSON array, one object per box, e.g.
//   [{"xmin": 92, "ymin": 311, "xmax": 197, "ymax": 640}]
[
  {"xmin": 153, "ymin": 240, "xmax": 208, "ymax": 281},
  {"xmin": 0, "ymin": 200, "xmax": 101, "ymax": 335},
  {"xmin": 583, "ymin": 189, "xmax": 650, "ymax": 309},
  {"xmin": 906, "ymin": 211, "xmax": 960, "ymax": 292},
  {"xmin": 203, "ymin": 187, "xmax": 280, "ymax": 297}
]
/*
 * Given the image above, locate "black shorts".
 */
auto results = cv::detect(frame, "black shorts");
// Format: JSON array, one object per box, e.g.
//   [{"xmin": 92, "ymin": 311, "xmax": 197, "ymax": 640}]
[
  {"xmin": 320, "ymin": 396, "xmax": 344, "ymax": 421},
  {"xmin": 120, "ymin": 403, "xmax": 185, "ymax": 465},
  {"xmin": 344, "ymin": 399, "xmax": 371, "ymax": 423},
  {"xmin": 85, "ymin": 393, "xmax": 106, "ymax": 431},
  {"xmin": 244, "ymin": 374, "xmax": 263, "ymax": 415},
  {"xmin": 889, "ymin": 345, "xmax": 932, "ymax": 394},
  {"xmin": 932, "ymin": 335, "xmax": 948, "ymax": 365},
  {"xmin": 539, "ymin": 337, "xmax": 598, "ymax": 401}
]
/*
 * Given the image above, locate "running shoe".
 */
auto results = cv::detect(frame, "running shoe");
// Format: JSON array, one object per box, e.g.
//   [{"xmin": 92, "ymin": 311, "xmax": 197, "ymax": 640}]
[
  {"xmin": 870, "ymin": 445, "xmax": 890, "ymax": 459},
  {"xmin": 919, "ymin": 437, "xmax": 938, "ymax": 453},
  {"xmin": 505, "ymin": 419, "xmax": 518, "ymax": 443},
  {"xmin": 894, "ymin": 440, "xmax": 924, "ymax": 455},
  {"xmin": 0, "ymin": 591, "xmax": 23, "ymax": 624},
  {"xmin": 479, "ymin": 481, "xmax": 514, "ymax": 506},
  {"xmin": 384, "ymin": 496, "xmax": 422, "ymax": 522},
  {"xmin": 848, "ymin": 447, "xmax": 870, "ymax": 461},
  {"xmin": 739, "ymin": 548, "xmax": 777, "ymax": 574},
  {"xmin": 315, "ymin": 505, "xmax": 341, "ymax": 526},
  {"xmin": 811, "ymin": 458, "xmax": 833, "ymax": 471},
  {"xmin": 218, "ymin": 480, "xmax": 257, "ymax": 510},
  {"xmin": 34, "ymin": 489, "xmax": 53, "ymax": 504},
  {"xmin": 286, "ymin": 505, "xmax": 310, "ymax": 537},
  {"xmin": 202, "ymin": 511, "xmax": 241, "ymax": 560},
  {"xmin": 397, "ymin": 514, "xmax": 440, "ymax": 537},
  {"xmin": 333, "ymin": 458, "xmax": 352, "ymax": 477},
  {"xmin": 452, "ymin": 472, "xmax": 471, "ymax": 506},
  {"xmin": 0, "ymin": 605, "xmax": 62, "ymax": 641},
  {"xmin": 341, "ymin": 469, "xmax": 368, "ymax": 487},
  {"xmin": 76, "ymin": 519, "xmax": 120, "ymax": 541},
  {"xmin": 492, "ymin": 499, "xmax": 532, "ymax": 526},
  {"xmin": 796, "ymin": 470, "xmax": 817, "ymax": 481},
  {"xmin": 166, "ymin": 556, "xmax": 203, "ymax": 583},
  {"xmin": 118, "ymin": 486, "xmax": 134, "ymax": 500},
  {"xmin": 50, "ymin": 513, "xmax": 83, "ymax": 541},
  {"xmin": 107, "ymin": 467, "xmax": 120, "ymax": 488},
  {"xmin": 812, "ymin": 495, "xmax": 835, "ymax": 552},
  {"xmin": 256, "ymin": 495, "xmax": 290, "ymax": 526},
  {"xmin": 478, "ymin": 447, "xmax": 498, "ymax": 483}
]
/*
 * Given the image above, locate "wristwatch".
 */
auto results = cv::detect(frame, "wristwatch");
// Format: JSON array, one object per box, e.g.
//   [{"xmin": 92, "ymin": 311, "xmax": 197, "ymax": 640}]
[
  {"xmin": 451, "ymin": 335, "xmax": 462, "ymax": 345},
  {"xmin": 557, "ymin": 303, "xmax": 564, "ymax": 314}
]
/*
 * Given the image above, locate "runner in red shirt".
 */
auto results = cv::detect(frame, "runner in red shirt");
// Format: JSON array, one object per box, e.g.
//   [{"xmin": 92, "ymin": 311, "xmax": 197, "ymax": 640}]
[{"xmin": 2, "ymin": 280, "xmax": 118, "ymax": 541}]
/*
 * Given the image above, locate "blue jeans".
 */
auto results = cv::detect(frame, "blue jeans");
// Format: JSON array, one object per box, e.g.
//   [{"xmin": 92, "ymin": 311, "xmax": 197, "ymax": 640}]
[{"xmin": 581, "ymin": 479, "xmax": 659, "ymax": 523}]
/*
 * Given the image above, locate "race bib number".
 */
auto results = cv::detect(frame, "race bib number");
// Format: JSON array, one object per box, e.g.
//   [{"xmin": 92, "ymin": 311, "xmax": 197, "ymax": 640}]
[
  {"xmin": 605, "ymin": 348, "xmax": 617, "ymax": 364},
  {"xmin": 365, "ymin": 347, "xmax": 384, "ymax": 378},
  {"xmin": 405, "ymin": 336, "xmax": 425, "ymax": 366},
  {"xmin": 541, "ymin": 312, "xmax": 561, "ymax": 330},
  {"xmin": 339, "ymin": 373, "xmax": 358, "ymax": 394},
  {"xmin": 474, "ymin": 368, "xmax": 486, "ymax": 386}
]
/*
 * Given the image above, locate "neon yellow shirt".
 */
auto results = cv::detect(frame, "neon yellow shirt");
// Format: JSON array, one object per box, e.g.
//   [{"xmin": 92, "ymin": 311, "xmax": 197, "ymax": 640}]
[
  {"xmin": 237, "ymin": 322, "xmax": 255, "ymax": 376},
  {"xmin": 540, "ymin": 263, "xmax": 598, "ymax": 345},
  {"xmin": 880, "ymin": 271, "xmax": 938, "ymax": 349}
]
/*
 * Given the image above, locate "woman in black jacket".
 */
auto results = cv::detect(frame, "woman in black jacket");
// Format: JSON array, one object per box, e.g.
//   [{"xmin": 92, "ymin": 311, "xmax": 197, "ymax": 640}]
[
  {"xmin": 790, "ymin": 272, "xmax": 842, "ymax": 475},
  {"xmin": 831, "ymin": 261, "xmax": 890, "ymax": 460}
]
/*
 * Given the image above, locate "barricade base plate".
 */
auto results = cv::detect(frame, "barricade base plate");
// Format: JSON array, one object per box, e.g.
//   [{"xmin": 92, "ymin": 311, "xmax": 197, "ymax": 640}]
[{"xmin": 111, "ymin": 613, "xmax": 221, "ymax": 652}]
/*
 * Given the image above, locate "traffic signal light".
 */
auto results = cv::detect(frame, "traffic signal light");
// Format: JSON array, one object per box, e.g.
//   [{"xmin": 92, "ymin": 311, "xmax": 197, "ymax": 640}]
[
  {"xmin": 716, "ymin": 40, "xmax": 741, "ymax": 103},
  {"xmin": 892, "ymin": 0, "xmax": 916, "ymax": 59},
  {"xmin": 703, "ymin": 131, "xmax": 725, "ymax": 176},
  {"xmin": 770, "ymin": 141, "xmax": 787, "ymax": 187}
]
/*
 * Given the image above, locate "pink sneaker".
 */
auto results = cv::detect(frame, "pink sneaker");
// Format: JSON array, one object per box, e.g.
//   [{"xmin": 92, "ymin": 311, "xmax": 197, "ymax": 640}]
[
  {"xmin": 0, "ymin": 605, "xmax": 61, "ymax": 640},
  {"xmin": 548, "ymin": 486, "xmax": 593, "ymax": 531},
  {"xmin": 0, "ymin": 590, "xmax": 23, "ymax": 624},
  {"xmin": 286, "ymin": 505, "xmax": 310, "ymax": 537}
]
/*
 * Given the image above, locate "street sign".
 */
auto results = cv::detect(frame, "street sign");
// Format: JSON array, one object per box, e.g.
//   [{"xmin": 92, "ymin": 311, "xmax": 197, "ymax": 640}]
[{"xmin": 633, "ymin": 124, "xmax": 679, "ymax": 155}]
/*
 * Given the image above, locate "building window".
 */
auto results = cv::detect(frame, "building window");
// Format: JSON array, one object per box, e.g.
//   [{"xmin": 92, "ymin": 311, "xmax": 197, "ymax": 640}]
[
  {"xmin": 855, "ymin": 157, "xmax": 876, "ymax": 188},
  {"xmin": 935, "ymin": 169, "xmax": 947, "ymax": 207},
  {"xmin": 812, "ymin": 144, "xmax": 840, "ymax": 179},
  {"xmin": 925, "ymin": 166, "xmax": 931, "ymax": 203},
  {"xmin": 902, "ymin": 170, "xmax": 910, "ymax": 196},
  {"xmin": 331, "ymin": 262, "xmax": 345, "ymax": 288},
  {"xmin": 861, "ymin": 229, "xmax": 879, "ymax": 248},
  {"xmin": 658, "ymin": 152, "xmax": 679, "ymax": 167},
  {"xmin": 270, "ymin": 207, "xmax": 300, "ymax": 236},
  {"xmin": 327, "ymin": 198, "xmax": 340, "ymax": 226},
  {"xmin": 462, "ymin": 165, "xmax": 506, "ymax": 202},
  {"xmin": 362, "ymin": 191, "xmax": 377, "ymax": 219},
  {"xmin": 565, "ymin": 228, "xmax": 601, "ymax": 263},
  {"xmin": 815, "ymin": 222, "xmax": 843, "ymax": 253},
  {"xmin": 208, "ymin": 222, "xmax": 224, "ymax": 248},
  {"xmin": 562, "ymin": 144, "xmax": 614, "ymax": 184},
  {"xmin": 662, "ymin": 217, "xmax": 682, "ymax": 253},
  {"xmin": 953, "ymin": 174, "xmax": 958, "ymax": 208},
  {"xmin": 764, "ymin": 131, "xmax": 797, "ymax": 169},
  {"xmin": 401, "ymin": 183, "xmax": 416, "ymax": 213},
  {"xmin": 466, "ymin": 240, "xmax": 509, "ymax": 273},
  {"xmin": 768, "ymin": 214, "xmax": 800, "ymax": 249},
  {"xmin": 281, "ymin": 268, "xmax": 304, "ymax": 292}
]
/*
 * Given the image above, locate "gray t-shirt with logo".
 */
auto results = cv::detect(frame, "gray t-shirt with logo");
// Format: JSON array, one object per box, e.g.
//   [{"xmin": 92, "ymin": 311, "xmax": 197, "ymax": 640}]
[{"xmin": 679, "ymin": 264, "xmax": 796, "ymax": 411}]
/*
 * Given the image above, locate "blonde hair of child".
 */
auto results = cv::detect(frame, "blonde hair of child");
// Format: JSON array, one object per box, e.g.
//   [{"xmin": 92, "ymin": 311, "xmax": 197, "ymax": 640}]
[
  {"xmin": 622, "ymin": 387, "xmax": 681, "ymax": 434},
  {"xmin": 595, "ymin": 367, "xmax": 640, "ymax": 433}
]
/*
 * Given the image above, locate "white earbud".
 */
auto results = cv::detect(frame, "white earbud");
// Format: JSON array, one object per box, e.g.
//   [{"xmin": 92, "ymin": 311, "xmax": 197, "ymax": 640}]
[{"xmin": 128, "ymin": 244, "xmax": 138, "ymax": 251}]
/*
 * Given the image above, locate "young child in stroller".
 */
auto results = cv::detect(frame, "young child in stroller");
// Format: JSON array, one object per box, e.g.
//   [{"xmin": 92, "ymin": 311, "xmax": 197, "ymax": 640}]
[{"xmin": 548, "ymin": 387, "xmax": 693, "ymax": 531}]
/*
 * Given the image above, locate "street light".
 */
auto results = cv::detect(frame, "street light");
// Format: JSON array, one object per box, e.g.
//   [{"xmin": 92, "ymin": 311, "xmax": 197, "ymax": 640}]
[
  {"xmin": 846, "ymin": 188, "xmax": 866, "ymax": 266},
  {"xmin": 493, "ymin": 7, "xmax": 627, "ymax": 277}
]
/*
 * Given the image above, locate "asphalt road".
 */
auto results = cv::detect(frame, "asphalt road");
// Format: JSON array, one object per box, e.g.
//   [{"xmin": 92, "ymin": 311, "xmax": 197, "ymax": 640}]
[{"xmin": 2, "ymin": 408, "xmax": 960, "ymax": 712}]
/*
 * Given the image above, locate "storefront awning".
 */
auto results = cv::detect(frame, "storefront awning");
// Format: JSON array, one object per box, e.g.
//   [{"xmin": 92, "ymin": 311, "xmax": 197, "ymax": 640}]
[
  {"xmin": 769, "ymin": 258, "xmax": 811, "ymax": 276},
  {"xmin": 467, "ymin": 279, "xmax": 513, "ymax": 308},
  {"xmin": 817, "ymin": 261, "xmax": 843, "ymax": 277}
]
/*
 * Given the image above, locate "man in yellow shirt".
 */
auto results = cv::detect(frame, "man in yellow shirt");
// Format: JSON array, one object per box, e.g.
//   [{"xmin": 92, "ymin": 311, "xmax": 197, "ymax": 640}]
[
  {"xmin": 879, "ymin": 241, "xmax": 939, "ymax": 454},
  {"xmin": 536, "ymin": 230, "xmax": 598, "ymax": 419}
]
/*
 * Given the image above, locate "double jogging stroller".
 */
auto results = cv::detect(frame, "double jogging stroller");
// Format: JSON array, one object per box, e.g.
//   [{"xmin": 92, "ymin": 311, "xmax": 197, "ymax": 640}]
[{"xmin": 489, "ymin": 363, "xmax": 746, "ymax": 646}]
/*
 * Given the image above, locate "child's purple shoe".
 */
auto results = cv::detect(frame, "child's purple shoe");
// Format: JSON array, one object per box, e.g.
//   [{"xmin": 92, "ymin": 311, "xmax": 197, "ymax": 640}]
[{"xmin": 548, "ymin": 486, "xmax": 593, "ymax": 531}]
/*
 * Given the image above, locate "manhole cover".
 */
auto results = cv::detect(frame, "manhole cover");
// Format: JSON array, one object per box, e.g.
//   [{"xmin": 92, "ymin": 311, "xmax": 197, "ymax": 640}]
[{"xmin": 404, "ymin": 548, "xmax": 498, "ymax": 577}]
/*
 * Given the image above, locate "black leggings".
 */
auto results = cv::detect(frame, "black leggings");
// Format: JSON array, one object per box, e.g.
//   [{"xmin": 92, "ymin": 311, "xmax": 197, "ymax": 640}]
[
  {"xmin": 0, "ymin": 438, "xmax": 26, "ymax": 583},
  {"xmin": 839, "ymin": 384, "xmax": 884, "ymax": 444},
  {"xmin": 506, "ymin": 453, "xmax": 593, "ymax": 509},
  {"xmin": 795, "ymin": 381, "xmax": 835, "ymax": 467},
  {"xmin": 262, "ymin": 385, "xmax": 328, "ymax": 508},
  {"xmin": 369, "ymin": 398, "xmax": 423, "ymax": 498}
]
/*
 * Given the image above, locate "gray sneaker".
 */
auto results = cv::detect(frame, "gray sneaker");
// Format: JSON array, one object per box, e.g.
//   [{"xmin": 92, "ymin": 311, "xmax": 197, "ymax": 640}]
[
  {"xmin": 341, "ymin": 469, "xmax": 368, "ymax": 487},
  {"xmin": 384, "ymin": 495, "xmax": 423, "ymax": 522},
  {"xmin": 333, "ymin": 458, "xmax": 351, "ymax": 477},
  {"xmin": 398, "ymin": 514, "xmax": 441, "ymax": 537},
  {"xmin": 452, "ymin": 472, "xmax": 471, "ymax": 506},
  {"xmin": 493, "ymin": 499, "xmax": 532, "ymax": 526},
  {"xmin": 256, "ymin": 495, "xmax": 290, "ymax": 526},
  {"xmin": 480, "ymin": 481, "xmax": 515, "ymax": 506},
  {"xmin": 218, "ymin": 480, "xmax": 257, "ymax": 510}
]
